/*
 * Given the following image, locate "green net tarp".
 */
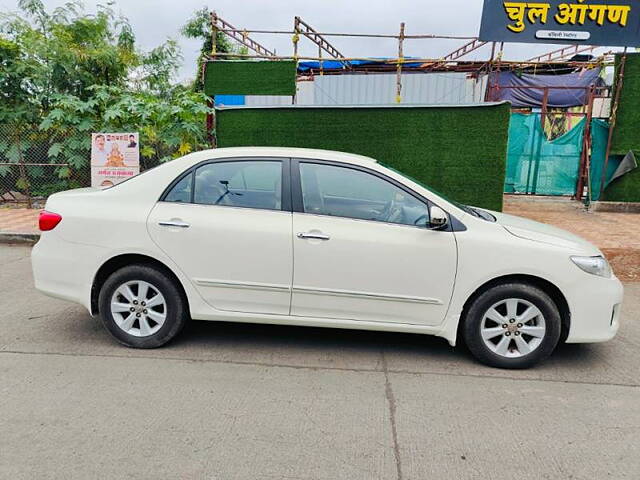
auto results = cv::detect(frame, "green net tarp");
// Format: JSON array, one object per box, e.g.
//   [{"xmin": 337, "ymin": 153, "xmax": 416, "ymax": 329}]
[
  {"xmin": 204, "ymin": 60, "xmax": 297, "ymax": 96},
  {"xmin": 505, "ymin": 113, "xmax": 584, "ymax": 196},
  {"xmin": 505, "ymin": 114, "xmax": 624, "ymax": 200},
  {"xmin": 590, "ymin": 119, "xmax": 623, "ymax": 201}
]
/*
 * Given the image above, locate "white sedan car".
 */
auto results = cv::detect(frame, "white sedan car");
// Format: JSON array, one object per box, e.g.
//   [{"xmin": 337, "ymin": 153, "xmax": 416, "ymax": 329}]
[{"xmin": 32, "ymin": 147, "xmax": 623, "ymax": 368}]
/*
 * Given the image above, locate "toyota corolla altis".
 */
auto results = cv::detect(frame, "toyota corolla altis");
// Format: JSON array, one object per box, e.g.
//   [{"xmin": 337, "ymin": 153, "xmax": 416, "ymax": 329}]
[{"xmin": 32, "ymin": 147, "xmax": 623, "ymax": 368}]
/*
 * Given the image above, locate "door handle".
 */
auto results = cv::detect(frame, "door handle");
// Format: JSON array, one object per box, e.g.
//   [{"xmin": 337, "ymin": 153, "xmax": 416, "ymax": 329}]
[
  {"xmin": 159, "ymin": 220, "xmax": 190, "ymax": 228},
  {"xmin": 297, "ymin": 232, "xmax": 330, "ymax": 241}
]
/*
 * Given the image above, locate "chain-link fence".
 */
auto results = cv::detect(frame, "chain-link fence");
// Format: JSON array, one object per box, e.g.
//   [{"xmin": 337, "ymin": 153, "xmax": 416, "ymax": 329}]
[{"xmin": 0, "ymin": 123, "xmax": 91, "ymax": 208}]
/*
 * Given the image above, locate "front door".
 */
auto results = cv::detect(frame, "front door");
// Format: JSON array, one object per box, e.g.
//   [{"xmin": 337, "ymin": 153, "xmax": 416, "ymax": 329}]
[
  {"xmin": 148, "ymin": 158, "xmax": 292, "ymax": 315},
  {"xmin": 291, "ymin": 160, "xmax": 457, "ymax": 326}
]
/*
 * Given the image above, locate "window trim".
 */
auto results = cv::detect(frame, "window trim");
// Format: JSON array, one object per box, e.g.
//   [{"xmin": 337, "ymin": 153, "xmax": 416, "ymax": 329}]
[{"xmin": 159, "ymin": 157, "xmax": 291, "ymax": 212}]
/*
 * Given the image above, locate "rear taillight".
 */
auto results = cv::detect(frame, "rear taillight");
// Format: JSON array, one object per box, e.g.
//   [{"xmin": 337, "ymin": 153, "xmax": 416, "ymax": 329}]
[{"xmin": 39, "ymin": 211, "xmax": 62, "ymax": 231}]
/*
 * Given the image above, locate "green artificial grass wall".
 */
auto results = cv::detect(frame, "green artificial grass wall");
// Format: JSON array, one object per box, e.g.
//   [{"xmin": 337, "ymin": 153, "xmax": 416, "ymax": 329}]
[
  {"xmin": 216, "ymin": 104, "xmax": 511, "ymax": 211},
  {"xmin": 611, "ymin": 53, "xmax": 640, "ymax": 156},
  {"xmin": 603, "ymin": 53, "xmax": 640, "ymax": 202},
  {"xmin": 602, "ymin": 167, "xmax": 640, "ymax": 202},
  {"xmin": 204, "ymin": 60, "xmax": 297, "ymax": 96}
]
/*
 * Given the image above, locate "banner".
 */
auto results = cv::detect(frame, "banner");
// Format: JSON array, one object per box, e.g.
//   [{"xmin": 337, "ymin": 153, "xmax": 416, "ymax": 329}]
[
  {"xmin": 91, "ymin": 133, "xmax": 140, "ymax": 187},
  {"xmin": 479, "ymin": 0, "xmax": 640, "ymax": 47}
]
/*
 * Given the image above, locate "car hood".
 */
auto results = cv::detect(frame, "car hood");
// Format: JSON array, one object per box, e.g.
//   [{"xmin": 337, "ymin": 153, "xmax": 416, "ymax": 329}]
[{"xmin": 488, "ymin": 210, "xmax": 601, "ymax": 255}]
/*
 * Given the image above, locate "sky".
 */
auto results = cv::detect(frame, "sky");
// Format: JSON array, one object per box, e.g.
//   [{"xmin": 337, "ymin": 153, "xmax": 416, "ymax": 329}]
[{"xmin": 0, "ymin": 0, "xmax": 620, "ymax": 83}]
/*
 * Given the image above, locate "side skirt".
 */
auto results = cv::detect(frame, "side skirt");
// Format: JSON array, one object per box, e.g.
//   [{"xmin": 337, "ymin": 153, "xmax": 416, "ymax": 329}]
[{"xmin": 190, "ymin": 310, "xmax": 461, "ymax": 346}]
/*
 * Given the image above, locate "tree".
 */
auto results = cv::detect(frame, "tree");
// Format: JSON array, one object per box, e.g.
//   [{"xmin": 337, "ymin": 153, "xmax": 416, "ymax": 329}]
[{"xmin": 0, "ymin": 0, "xmax": 218, "ymax": 198}]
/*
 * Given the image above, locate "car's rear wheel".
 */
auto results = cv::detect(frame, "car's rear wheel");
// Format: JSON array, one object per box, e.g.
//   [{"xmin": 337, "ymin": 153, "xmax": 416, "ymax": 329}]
[
  {"xmin": 462, "ymin": 283, "xmax": 561, "ymax": 369},
  {"xmin": 98, "ymin": 265, "xmax": 188, "ymax": 348}
]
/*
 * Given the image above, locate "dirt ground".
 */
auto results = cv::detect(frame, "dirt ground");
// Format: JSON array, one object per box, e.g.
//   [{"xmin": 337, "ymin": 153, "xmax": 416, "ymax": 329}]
[{"xmin": 504, "ymin": 195, "xmax": 640, "ymax": 282}]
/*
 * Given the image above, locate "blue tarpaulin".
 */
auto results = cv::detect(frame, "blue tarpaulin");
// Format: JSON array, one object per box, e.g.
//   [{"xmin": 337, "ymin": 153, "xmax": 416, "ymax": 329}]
[
  {"xmin": 215, "ymin": 95, "xmax": 245, "ymax": 106},
  {"xmin": 298, "ymin": 58, "xmax": 424, "ymax": 72},
  {"xmin": 489, "ymin": 70, "xmax": 605, "ymax": 108}
]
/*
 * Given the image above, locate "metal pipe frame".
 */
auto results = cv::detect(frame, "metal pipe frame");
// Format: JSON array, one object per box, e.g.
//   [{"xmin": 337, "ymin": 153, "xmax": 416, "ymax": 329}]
[
  {"xmin": 294, "ymin": 16, "xmax": 350, "ymax": 69},
  {"xmin": 421, "ymin": 38, "xmax": 489, "ymax": 71},
  {"xmin": 211, "ymin": 12, "xmax": 276, "ymax": 57},
  {"xmin": 527, "ymin": 44, "xmax": 600, "ymax": 63},
  {"xmin": 214, "ymin": 28, "xmax": 477, "ymax": 40},
  {"xmin": 205, "ymin": 51, "xmax": 614, "ymax": 68}
]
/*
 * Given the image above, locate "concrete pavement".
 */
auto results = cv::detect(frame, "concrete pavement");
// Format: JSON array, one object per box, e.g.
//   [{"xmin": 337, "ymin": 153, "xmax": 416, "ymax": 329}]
[{"xmin": 1, "ymin": 244, "xmax": 639, "ymax": 479}]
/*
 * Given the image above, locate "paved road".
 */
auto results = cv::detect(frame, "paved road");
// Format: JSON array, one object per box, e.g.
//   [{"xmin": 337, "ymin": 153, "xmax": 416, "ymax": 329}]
[{"xmin": 1, "ymin": 244, "xmax": 639, "ymax": 479}]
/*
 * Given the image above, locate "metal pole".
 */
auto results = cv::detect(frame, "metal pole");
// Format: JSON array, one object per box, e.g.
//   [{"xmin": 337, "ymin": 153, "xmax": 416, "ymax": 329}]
[
  {"xmin": 540, "ymin": 87, "xmax": 549, "ymax": 131},
  {"xmin": 206, "ymin": 12, "xmax": 218, "ymax": 146},
  {"xmin": 211, "ymin": 12, "xmax": 218, "ymax": 56},
  {"xmin": 484, "ymin": 42, "xmax": 498, "ymax": 101},
  {"xmin": 396, "ymin": 22, "xmax": 405, "ymax": 103},
  {"xmin": 292, "ymin": 17, "xmax": 300, "ymax": 106},
  {"xmin": 293, "ymin": 17, "xmax": 299, "ymax": 60},
  {"xmin": 600, "ymin": 48, "xmax": 628, "ymax": 198},
  {"xmin": 576, "ymin": 85, "xmax": 595, "ymax": 201},
  {"xmin": 530, "ymin": 88, "xmax": 550, "ymax": 195}
]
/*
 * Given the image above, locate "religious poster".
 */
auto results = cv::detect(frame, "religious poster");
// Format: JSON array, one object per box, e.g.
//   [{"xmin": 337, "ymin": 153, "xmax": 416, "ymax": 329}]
[{"xmin": 91, "ymin": 133, "xmax": 140, "ymax": 187}]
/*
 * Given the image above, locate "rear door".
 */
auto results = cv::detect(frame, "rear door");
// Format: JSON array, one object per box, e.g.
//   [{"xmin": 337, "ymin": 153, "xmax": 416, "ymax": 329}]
[
  {"xmin": 147, "ymin": 158, "xmax": 293, "ymax": 315},
  {"xmin": 290, "ymin": 159, "xmax": 458, "ymax": 326}
]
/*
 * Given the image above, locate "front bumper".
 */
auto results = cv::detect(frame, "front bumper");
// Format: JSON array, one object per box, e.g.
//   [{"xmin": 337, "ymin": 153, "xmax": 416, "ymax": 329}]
[{"xmin": 564, "ymin": 273, "xmax": 624, "ymax": 343}]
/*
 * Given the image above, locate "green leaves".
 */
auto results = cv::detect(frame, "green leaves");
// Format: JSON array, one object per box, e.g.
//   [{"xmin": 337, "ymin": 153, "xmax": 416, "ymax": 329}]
[
  {"xmin": 1, "ymin": 0, "xmax": 219, "ymax": 197},
  {"xmin": 104, "ymin": 107, "xmax": 124, "ymax": 122},
  {"xmin": 57, "ymin": 166, "xmax": 71, "ymax": 179},
  {"xmin": 6, "ymin": 143, "xmax": 23, "ymax": 163},
  {"xmin": 48, "ymin": 143, "xmax": 63, "ymax": 157},
  {"xmin": 38, "ymin": 85, "xmax": 212, "ymax": 171}
]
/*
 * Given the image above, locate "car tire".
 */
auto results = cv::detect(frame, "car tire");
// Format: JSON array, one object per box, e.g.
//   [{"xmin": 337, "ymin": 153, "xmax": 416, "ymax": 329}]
[
  {"xmin": 98, "ymin": 264, "xmax": 188, "ymax": 348},
  {"xmin": 462, "ymin": 283, "xmax": 561, "ymax": 369}
]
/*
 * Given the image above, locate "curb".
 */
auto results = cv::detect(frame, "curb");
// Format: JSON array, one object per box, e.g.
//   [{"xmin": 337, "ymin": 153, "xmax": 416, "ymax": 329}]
[
  {"xmin": 0, "ymin": 232, "xmax": 40, "ymax": 245},
  {"xmin": 591, "ymin": 201, "xmax": 640, "ymax": 214}
]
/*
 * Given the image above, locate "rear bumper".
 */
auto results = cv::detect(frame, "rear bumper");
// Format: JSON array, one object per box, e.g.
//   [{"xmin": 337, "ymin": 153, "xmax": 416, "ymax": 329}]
[
  {"xmin": 31, "ymin": 233, "xmax": 104, "ymax": 313},
  {"xmin": 565, "ymin": 274, "xmax": 624, "ymax": 343}
]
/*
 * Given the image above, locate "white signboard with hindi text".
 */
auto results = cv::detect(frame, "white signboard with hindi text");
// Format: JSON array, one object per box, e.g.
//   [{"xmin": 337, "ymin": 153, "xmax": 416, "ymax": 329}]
[{"xmin": 91, "ymin": 133, "xmax": 140, "ymax": 187}]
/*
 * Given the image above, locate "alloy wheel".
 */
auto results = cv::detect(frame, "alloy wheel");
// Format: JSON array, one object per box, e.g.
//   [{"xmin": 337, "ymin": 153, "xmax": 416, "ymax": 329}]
[
  {"xmin": 480, "ymin": 298, "xmax": 546, "ymax": 358},
  {"xmin": 110, "ymin": 280, "xmax": 167, "ymax": 337}
]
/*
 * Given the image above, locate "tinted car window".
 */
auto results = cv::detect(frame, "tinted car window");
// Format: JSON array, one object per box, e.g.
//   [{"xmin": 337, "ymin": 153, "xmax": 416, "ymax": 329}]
[
  {"xmin": 194, "ymin": 161, "xmax": 282, "ymax": 210},
  {"xmin": 300, "ymin": 162, "xmax": 429, "ymax": 226},
  {"xmin": 164, "ymin": 172, "xmax": 192, "ymax": 203}
]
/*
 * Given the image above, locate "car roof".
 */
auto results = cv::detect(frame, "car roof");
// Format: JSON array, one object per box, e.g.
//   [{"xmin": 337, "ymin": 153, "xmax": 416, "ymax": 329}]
[{"xmin": 186, "ymin": 147, "xmax": 378, "ymax": 167}]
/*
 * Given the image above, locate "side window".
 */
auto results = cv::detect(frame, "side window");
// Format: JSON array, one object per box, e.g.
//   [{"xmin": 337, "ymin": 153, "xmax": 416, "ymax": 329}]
[
  {"xmin": 299, "ymin": 162, "xmax": 429, "ymax": 227},
  {"xmin": 194, "ymin": 161, "xmax": 282, "ymax": 210},
  {"xmin": 164, "ymin": 172, "xmax": 192, "ymax": 203}
]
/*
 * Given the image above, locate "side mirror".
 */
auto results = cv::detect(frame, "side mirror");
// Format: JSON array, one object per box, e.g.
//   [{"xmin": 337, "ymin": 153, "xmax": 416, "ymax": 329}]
[{"xmin": 428, "ymin": 206, "xmax": 448, "ymax": 230}]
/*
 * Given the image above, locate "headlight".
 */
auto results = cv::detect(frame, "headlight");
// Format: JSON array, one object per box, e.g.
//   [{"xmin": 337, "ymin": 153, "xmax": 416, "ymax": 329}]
[{"xmin": 570, "ymin": 256, "xmax": 612, "ymax": 278}]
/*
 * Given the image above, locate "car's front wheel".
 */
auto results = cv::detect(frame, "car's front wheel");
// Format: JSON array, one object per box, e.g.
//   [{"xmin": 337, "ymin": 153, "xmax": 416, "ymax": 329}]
[
  {"xmin": 462, "ymin": 283, "xmax": 561, "ymax": 369},
  {"xmin": 98, "ymin": 264, "xmax": 188, "ymax": 348}
]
